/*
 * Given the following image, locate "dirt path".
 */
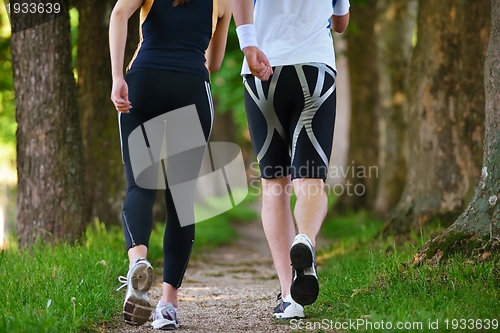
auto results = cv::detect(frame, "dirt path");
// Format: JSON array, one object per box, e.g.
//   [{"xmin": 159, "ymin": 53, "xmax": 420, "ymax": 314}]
[{"xmin": 109, "ymin": 219, "xmax": 307, "ymax": 333}]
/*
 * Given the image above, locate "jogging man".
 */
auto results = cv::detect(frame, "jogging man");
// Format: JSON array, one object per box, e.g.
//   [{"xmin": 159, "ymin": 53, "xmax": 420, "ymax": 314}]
[{"xmin": 233, "ymin": 0, "xmax": 350, "ymax": 318}]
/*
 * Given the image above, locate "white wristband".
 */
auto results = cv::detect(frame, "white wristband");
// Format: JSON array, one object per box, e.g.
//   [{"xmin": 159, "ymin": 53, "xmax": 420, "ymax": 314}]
[
  {"xmin": 333, "ymin": 0, "xmax": 350, "ymax": 16},
  {"xmin": 236, "ymin": 24, "xmax": 258, "ymax": 50}
]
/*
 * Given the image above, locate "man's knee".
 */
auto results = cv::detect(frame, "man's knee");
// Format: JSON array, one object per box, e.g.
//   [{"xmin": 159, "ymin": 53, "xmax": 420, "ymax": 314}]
[
  {"xmin": 262, "ymin": 177, "xmax": 292, "ymax": 196},
  {"xmin": 293, "ymin": 178, "xmax": 325, "ymax": 197}
]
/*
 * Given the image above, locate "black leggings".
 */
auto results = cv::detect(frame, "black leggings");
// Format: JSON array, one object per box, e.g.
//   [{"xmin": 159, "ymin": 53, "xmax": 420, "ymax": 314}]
[{"xmin": 119, "ymin": 68, "xmax": 213, "ymax": 288}]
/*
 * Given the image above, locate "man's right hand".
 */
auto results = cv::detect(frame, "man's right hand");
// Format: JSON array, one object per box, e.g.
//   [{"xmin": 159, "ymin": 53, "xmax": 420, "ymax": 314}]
[{"xmin": 243, "ymin": 46, "xmax": 273, "ymax": 81}]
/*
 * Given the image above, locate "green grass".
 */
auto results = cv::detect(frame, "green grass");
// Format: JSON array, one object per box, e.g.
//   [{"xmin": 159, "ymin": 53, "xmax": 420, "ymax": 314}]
[
  {"xmin": 5, "ymin": 199, "xmax": 498, "ymax": 333},
  {"xmin": 298, "ymin": 211, "xmax": 500, "ymax": 333},
  {"xmin": 0, "ymin": 223, "xmax": 128, "ymax": 333},
  {"xmin": 0, "ymin": 196, "xmax": 253, "ymax": 333}
]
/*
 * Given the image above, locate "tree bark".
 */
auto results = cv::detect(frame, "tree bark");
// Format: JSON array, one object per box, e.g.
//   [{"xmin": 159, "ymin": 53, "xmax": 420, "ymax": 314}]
[
  {"xmin": 373, "ymin": 0, "xmax": 417, "ymax": 217},
  {"xmin": 11, "ymin": 12, "xmax": 86, "ymax": 247},
  {"xmin": 413, "ymin": 0, "xmax": 498, "ymax": 264},
  {"xmin": 388, "ymin": 0, "xmax": 490, "ymax": 233},
  {"xmin": 77, "ymin": 2, "xmax": 140, "ymax": 225},
  {"xmin": 338, "ymin": 0, "xmax": 380, "ymax": 210}
]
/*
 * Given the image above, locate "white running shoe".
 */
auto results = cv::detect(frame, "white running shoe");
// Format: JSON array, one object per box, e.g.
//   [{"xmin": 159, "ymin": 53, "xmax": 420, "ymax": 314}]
[
  {"xmin": 117, "ymin": 258, "xmax": 154, "ymax": 326},
  {"xmin": 290, "ymin": 234, "xmax": 319, "ymax": 306},
  {"xmin": 152, "ymin": 302, "xmax": 180, "ymax": 330},
  {"xmin": 273, "ymin": 293, "xmax": 305, "ymax": 319}
]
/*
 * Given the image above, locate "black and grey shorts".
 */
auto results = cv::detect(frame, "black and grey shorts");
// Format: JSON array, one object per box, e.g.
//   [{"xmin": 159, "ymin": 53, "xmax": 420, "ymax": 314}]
[{"xmin": 244, "ymin": 63, "xmax": 337, "ymax": 181}]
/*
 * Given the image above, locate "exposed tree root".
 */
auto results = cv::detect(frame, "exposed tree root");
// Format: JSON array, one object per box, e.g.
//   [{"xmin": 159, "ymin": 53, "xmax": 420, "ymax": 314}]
[{"xmin": 412, "ymin": 231, "xmax": 500, "ymax": 265}]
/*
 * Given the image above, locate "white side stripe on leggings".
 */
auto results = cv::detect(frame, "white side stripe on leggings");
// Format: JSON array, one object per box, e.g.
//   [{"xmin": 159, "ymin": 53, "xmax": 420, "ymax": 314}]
[
  {"xmin": 118, "ymin": 112, "xmax": 125, "ymax": 164},
  {"xmin": 204, "ymin": 81, "xmax": 214, "ymax": 139}
]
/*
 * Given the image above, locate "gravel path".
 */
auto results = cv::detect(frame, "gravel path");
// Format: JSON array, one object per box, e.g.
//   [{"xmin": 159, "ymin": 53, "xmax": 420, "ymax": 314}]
[{"xmin": 108, "ymin": 219, "xmax": 304, "ymax": 333}]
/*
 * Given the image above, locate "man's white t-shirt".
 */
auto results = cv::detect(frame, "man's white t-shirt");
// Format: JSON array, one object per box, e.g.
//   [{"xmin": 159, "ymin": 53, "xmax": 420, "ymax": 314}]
[{"xmin": 241, "ymin": 0, "xmax": 349, "ymax": 75}]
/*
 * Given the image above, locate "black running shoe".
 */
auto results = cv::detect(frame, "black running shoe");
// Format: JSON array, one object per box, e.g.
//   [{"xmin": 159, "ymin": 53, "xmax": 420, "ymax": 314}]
[{"xmin": 290, "ymin": 234, "xmax": 319, "ymax": 306}]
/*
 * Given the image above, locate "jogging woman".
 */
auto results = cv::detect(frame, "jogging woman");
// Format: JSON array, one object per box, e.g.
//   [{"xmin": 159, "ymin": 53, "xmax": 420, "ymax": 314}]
[{"xmin": 109, "ymin": 0, "xmax": 231, "ymax": 328}]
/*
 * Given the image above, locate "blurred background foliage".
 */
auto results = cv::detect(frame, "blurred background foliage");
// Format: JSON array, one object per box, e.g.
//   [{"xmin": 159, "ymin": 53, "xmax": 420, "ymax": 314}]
[{"xmin": 0, "ymin": 6, "xmax": 15, "ymax": 184}]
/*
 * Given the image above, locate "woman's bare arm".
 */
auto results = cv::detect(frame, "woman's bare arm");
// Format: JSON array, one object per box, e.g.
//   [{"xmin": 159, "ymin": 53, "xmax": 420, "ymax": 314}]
[
  {"xmin": 109, "ymin": 0, "xmax": 143, "ymax": 80},
  {"xmin": 109, "ymin": 0, "xmax": 142, "ymax": 112},
  {"xmin": 206, "ymin": 0, "xmax": 232, "ymax": 73}
]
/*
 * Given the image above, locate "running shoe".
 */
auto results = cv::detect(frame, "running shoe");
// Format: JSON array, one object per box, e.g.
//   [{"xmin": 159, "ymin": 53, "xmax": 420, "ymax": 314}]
[
  {"xmin": 117, "ymin": 258, "xmax": 154, "ymax": 326},
  {"xmin": 290, "ymin": 234, "xmax": 319, "ymax": 305},
  {"xmin": 152, "ymin": 302, "xmax": 180, "ymax": 330},
  {"xmin": 273, "ymin": 293, "xmax": 304, "ymax": 319}
]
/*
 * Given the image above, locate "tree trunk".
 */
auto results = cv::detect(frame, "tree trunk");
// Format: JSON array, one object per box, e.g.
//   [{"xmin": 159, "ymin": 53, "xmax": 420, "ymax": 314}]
[
  {"xmin": 337, "ymin": 0, "xmax": 379, "ymax": 210},
  {"xmin": 11, "ymin": 12, "xmax": 86, "ymax": 247},
  {"xmin": 388, "ymin": 0, "xmax": 490, "ymax": 234},
  {"xmin": 373, "ymin": 0, "xmax": 417, "ymax": 217},
  {"xmin": 412, "ymin": 0, "xmax": 498, "ymax": 264},
  {"xmin": 77, "ymin": 2, "xmax": 140, "ymax": 225}
]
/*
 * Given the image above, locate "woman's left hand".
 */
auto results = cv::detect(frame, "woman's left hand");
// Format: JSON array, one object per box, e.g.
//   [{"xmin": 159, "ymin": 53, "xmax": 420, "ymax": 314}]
[{"xmin": 111, "ymin": 77, "xmax": 132, "ymax": 113}]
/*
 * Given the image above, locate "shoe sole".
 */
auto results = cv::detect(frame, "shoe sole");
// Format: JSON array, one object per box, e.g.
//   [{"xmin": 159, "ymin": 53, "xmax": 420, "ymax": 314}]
[
  {"xmin": 124, "ymin": 264, "xmax": 154, "ymax": 326},
  {"xmin": 124, "ymin": 296, "xmax": 153, "ymax": 326},
  {"xmin": 290, "ymin": 243, "xmax": 318, "ymax": 306},
  {"xmin": 132, "ymin": 264, "xmax": 154, "ymax": 291},
  {"xmin": 290, "ymin": 243, "xmax": 313, "ymax": 270},
  {"xmin": 290, "ymin": 271, "xmax": 319, "ymax": 306}
]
